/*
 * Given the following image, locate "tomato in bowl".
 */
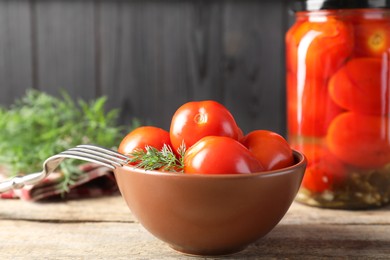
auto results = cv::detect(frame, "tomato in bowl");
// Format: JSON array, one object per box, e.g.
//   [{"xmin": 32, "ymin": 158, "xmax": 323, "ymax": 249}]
[
  {"xmin": 114, "ymin": 100, "xmax": 306, "ymax": 255},
  {"xmin": 114, "ymin": 150, "xmax": 306, "ymax": 256}
]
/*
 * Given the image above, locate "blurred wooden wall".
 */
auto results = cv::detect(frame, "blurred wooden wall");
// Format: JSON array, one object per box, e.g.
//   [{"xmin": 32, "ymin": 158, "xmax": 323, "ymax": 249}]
[{"xmin": 0, "ymin": 0, "xmax": 292, "ymax": 135}]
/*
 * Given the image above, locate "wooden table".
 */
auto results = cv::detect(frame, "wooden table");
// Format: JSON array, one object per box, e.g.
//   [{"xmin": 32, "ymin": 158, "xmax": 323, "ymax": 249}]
[{"xmin": 1, "ymin": 196, "xmax": 389, "ymax": 259}]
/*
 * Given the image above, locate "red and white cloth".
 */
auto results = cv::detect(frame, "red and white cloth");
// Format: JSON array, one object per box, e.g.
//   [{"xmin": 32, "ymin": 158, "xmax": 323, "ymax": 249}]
[{"xmin": 0, "ymin": 163, "xmax": 119, "ymax": 201}]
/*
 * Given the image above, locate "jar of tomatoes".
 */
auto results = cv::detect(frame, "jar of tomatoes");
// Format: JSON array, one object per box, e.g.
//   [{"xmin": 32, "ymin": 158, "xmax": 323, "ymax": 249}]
[{"xmin": 286, "ymin": 0, "xmax": 390, "ymax": 209}]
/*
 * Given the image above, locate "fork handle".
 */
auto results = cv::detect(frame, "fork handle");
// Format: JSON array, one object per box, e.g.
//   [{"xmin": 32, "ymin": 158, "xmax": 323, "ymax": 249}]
[{"xmin": 0, "ymin": 171, "xmax": 45, "ymax": 193}]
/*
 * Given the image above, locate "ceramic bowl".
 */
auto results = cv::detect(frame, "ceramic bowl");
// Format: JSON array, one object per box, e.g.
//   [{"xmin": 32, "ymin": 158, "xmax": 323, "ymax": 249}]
[{"xmin": 114, "ymin": 150, "xmax": 306, "ymax": 256}]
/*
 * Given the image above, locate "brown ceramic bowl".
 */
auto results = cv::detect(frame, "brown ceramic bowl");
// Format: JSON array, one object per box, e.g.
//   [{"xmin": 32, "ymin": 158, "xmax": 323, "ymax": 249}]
[{"xmin": 114, "ymin": 150, "xmax": 306, "ymax": 256}]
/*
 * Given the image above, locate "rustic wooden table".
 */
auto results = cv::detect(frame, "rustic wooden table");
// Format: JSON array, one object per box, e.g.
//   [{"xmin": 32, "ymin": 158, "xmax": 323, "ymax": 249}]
[{"xmin": 0, "ymin": 196, "xmax": 389, "ymax": 259}]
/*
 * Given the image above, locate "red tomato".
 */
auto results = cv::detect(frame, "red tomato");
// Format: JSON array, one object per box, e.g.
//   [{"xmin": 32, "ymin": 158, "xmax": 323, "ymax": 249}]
[
  {"xmin": 241, "ymin": 130, "xmax": 294, "ymax": 171},
  {"xmin": 287, "ymin": 72, "xmax": 345, "ymax": 137},
  {"xmin": 291, "ymin": 143, "xmax": 346, "ymax": 193},
  {"xmin": 286, "ymin": 17, "xmax": 353, "ymax": 79},
  {"xmin": 184, "ymin": 136, "xmax": 264, "ymax": 174},
  {"xmin": 170, "ymin": 100, "xmax": 242, "ymax": 152},
  {"xmin": 327, "ymin": 112, "xmax": 390, "ymax": 168},
  {"xmin": 285, "ymin": 18, "xmax": 307, "ymax": 72},
  {"xmin": 118, "ymin": 126, "xmax": 171, "ymax": 156},
  {"xmin": 329, "ymin": 58, "xmax": 388, "ymax": 115},
  {"xmin": 302, "ymin": 152, "xmax": 346, "ymax": 193},
  {"xmin": 354, "ymin": 19, "xmax": 390, "ymax": 57}
]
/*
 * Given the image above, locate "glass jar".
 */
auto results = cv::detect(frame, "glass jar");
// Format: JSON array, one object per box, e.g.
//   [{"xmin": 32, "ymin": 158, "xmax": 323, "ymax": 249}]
[{"xmin": 286, "ymin": 0, "xmax": 390, "ymax": 209}]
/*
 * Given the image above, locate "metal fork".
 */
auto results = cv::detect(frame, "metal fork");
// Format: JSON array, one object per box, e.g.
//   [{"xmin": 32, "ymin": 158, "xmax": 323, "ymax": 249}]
[{"xmin": 0, "ymin": 145, "xmax": 129, "ymax": 193}]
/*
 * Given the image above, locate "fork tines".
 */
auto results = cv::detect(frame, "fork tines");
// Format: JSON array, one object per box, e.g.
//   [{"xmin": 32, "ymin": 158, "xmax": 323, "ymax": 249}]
[{"xmin": 60, "ymin": 145, "xmax": 129, "ymax": 170}]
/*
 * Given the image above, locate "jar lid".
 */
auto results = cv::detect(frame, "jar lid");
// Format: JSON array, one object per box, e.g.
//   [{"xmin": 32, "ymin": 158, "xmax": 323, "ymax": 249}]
[{"xmin": 292, "ymin": 0, "xmax": 390, "ymax": 12}]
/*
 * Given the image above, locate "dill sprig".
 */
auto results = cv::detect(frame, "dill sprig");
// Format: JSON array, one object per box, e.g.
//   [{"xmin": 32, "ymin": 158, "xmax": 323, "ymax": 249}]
[
  {"xmin": 0, "ymin": 89, "xmax": 138, "ymax": 195},
  {"xmin": 129, "ymin": 144, "xmax": 186, "ymax": 172}
]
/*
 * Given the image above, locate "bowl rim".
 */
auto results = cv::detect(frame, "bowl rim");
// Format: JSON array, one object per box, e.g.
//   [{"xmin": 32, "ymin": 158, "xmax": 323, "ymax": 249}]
[{"xmin": 118, "ymin": 149, "xmax": 307, "ymax": 179}]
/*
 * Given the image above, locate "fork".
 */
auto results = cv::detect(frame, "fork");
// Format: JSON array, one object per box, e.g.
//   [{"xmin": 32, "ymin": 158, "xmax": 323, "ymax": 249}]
[{"xmin": 0, "ymin": 145, "xmax": 130, "ymax": 193}]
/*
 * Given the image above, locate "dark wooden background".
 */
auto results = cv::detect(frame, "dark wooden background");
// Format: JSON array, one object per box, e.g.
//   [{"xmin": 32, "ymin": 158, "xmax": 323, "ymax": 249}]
[{"xmin": 0, "ymin": 0, "xmax": 293, "ymax": 135}]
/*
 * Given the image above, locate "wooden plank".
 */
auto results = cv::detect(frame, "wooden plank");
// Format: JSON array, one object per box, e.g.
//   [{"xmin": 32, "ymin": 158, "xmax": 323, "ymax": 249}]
[
  {"xmin": 99, "ymin": 0, "xmax": 288, "ymax": 133},
  {"xmin": 0, "ymin": 221, "xmax": 174, "ymax": 259},
  {"xmin": 282, "ymin": 201, "xmax": 390, "ymax": 225},
  {"xmin": 1, "ymin": 196, "xmax": 390, "ymax": 258},
  {"xmin": 222, "ymin": 0, "xmax": 288, "ymax": 135},
  {"xmin": 0, "ymin": 0, "xmax": 33, "ymax": 106},
  {"xmin": 247, "ymin": 224, "xmax": 390, "ymax": 259},
  {"xmin": 184, "ymin": 1, "xmax": 225, "ymax": 102},
  {"xmin": 0, "ymin": 0, "xmax": 289, "ymax": 134},
  {"xmin": 99, "ymin": 1, "xmax": 207, "ymax": 129},
  {"xmin": 0, "ymin": 220, "xmax": 389, "ymax": 258},
  {"xmin": 0, "ymin": 0, "xmax": 290, "ymax": 134},
  {"xmin": 2, "ymin": 196, "xmax": 389, "ymax": 225},
  {"xmin": 34, "ymin": 0, "xmax": 96, "ymax": 100},
  {"xmin": 0, "ymin": 196, "xmax": 135, "ymax": 223}
]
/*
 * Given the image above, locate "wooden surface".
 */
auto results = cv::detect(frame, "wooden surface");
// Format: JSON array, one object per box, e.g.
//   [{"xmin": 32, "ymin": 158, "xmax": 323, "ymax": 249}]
[
  {"xmin": 0, "ymin": 0, "xmax": 291, "ymax": 135},
  {"xmin": 1, "ymin": 196, "xmax": 389, "ymax": 259}
]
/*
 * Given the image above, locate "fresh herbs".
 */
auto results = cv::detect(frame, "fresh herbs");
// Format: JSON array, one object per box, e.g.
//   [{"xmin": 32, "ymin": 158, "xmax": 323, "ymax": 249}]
[
  {"xmin": 0, "ymin": 89, "xmax": 136, "ymax": 193},
  {"xmin": 129, "ymin": 144, "xmax": 186, "ymax": 172}
]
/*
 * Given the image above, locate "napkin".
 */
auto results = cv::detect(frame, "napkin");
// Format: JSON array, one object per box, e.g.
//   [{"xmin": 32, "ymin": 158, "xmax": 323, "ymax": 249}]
[{"xmin": 0, "ymin": 163, "xmax": 119, "ymax": 201}]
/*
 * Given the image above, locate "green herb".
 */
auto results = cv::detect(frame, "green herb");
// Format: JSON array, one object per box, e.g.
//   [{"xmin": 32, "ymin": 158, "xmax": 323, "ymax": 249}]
[
  {"xmin": 0, "ymin": 89, "xmax": 137, "ymax": 194},
  {"xmin": 129, "ymin": 144, "xmax": 186, "ymax": 172},
  {"xmin": 58, "ymin": 160, "xmax": 85, "ymax": 193}
]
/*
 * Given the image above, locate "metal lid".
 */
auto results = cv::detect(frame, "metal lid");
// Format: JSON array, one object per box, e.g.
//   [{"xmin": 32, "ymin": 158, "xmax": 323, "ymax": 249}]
[{"xmin": 292, "ymin": 0, "xmax": 390, "ymax": 12}]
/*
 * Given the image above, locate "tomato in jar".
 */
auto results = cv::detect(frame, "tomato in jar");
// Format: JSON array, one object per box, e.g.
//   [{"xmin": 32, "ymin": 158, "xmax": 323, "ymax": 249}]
[
  {"xmin": 287, "ymin": 0, "xmax": 390, "ymax": 209},
  {"xmin": 286, "ymin": 17, "xmax": 354, "ymax": 80},
  {"xmin": 329, "ymin": 58, "xmax": 389, "ymax": 115},
  {"xmin": 327, "ymin": 112, "xmax": 390, "ymax": 169},
  {"xmin": 287, "ymin": 72, "xmax": 345, "ymax": 137},
  {"xmin": 353, "ymin": 14, "xmax": 390, "ymax": 57}
]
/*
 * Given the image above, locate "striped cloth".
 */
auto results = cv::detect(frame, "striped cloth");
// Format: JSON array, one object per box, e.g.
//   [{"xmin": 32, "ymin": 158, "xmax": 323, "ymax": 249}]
[{"xmin": 0, "ymin": 163, "xmax": 119, "ymax": 201}]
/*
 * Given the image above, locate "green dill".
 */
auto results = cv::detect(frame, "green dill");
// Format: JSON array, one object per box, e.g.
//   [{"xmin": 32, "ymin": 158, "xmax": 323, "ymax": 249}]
[
  {"xmin": 58, "ymin": 160, "xmax": 85, "ymax": 193},
  {"xmin": 129, "ymin": 144, "xmax": 186, "ymax": 172},
  {"xmin": 0, "ymin": 89, "xmax": 137, "ymax": 194}
]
